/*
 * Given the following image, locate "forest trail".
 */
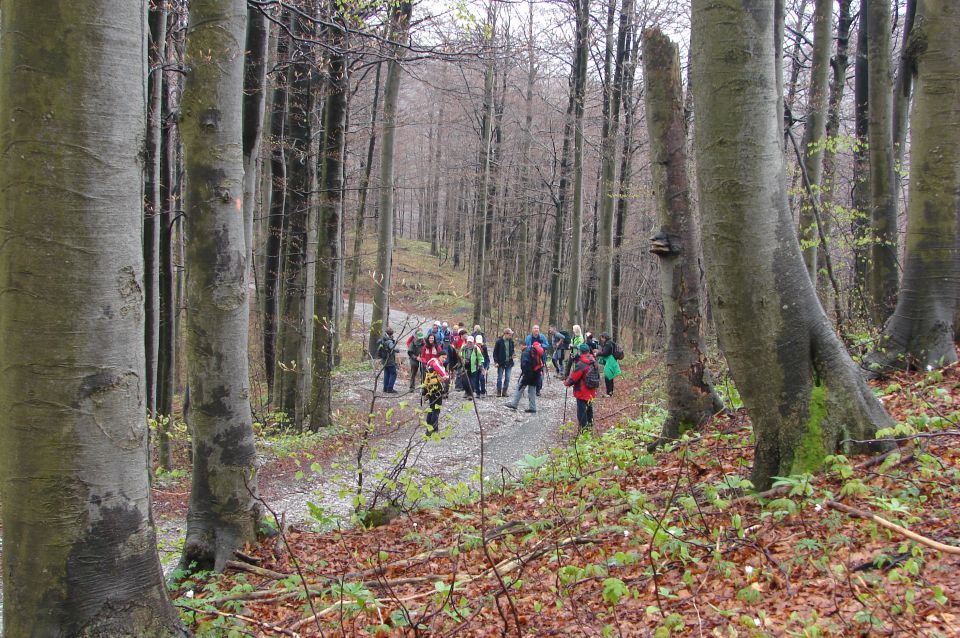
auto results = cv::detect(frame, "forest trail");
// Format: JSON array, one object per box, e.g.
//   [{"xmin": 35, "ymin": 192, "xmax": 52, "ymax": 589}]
[{"xmin": 153, "ymin": 302, "xmax": 572, "ymax": 570}]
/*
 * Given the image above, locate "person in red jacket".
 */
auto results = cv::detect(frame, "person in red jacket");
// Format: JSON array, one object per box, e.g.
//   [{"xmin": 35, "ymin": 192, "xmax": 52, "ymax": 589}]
[
  {"xmin": 422, "ymin": 351, "xmax": 450, "ymax": 433},
  {"xmin": 565, "ymin": 343, "xmax": 598, "ymax": 433},
  {"xmin": 419, "ymin": 333, "xmax": 442, "ymax": 369}
]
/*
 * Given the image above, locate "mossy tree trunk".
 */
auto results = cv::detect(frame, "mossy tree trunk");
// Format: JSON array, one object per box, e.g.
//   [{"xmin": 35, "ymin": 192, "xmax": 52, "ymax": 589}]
[
  {"xmin": 868, "ymin": 0, "xmax": 960, "ymax": 373},
  {"xmin": 180, "ymin": 0, "xmax": 261, "ymax": 571},
  {"xmin": 310, "ymin": 4, "xmax": 349, "ymax": 430},
  {"xmin": 368, "ymin": 0, "xmax": 412, "ymax": 355},
  {"xmin": 0, "ymin": 2, "xmax": 185, "ymax": 634},
  {"xmin": 692, "ymin": 0, "xmax": 895, "ymax": 491},
  {"xmin": 643, "ymin": 28, "xmax": 723, "ymax": 441},
  {"xmin": 565, "ymin": 0, "xmax": 589, "ymax": 328},
  {"xmin": 866, "ymin": 0, "xmax": 900, "ymax": 325}
]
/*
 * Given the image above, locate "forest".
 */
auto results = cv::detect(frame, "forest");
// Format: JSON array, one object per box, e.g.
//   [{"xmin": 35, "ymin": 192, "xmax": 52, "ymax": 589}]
[{"xmin": 0, "ymin": 0, "xmax": 958, "ymax": 635}]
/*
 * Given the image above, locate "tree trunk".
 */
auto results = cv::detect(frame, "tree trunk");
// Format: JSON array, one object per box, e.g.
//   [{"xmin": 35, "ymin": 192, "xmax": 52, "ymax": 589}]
[
  {"xmin": 274, "ymin": 13, "xmax": 314, "ymax": 424},
  {"xmin": 180, "ymin": 0, "xmax": 261, "ymax": 571},
  {"xmin": 692, "ymin": 0, "xmax": 894, "ymax": 491},
  {"xmin": 310, "ymin": 7, "xmax": 348, "ymax": 430},
  {"xmin": 263, "ymin": 31, "xmax": 288, "ymax": 396},
  {"xmin": 643, "ymin": 28, "xmax": 723, "ymax": 441},
  {"xmin": 566, "ymin": 0, "xmax": 589, "ymax": 328},
  {"xmin": 242, "ymin": 6, "xmax": 269, "ymax": 273},
  {"xmin": 866, "ymin": 0, "xmax": 900, "ymax": 325},
  {"xmin": 892, "ymin": 0, "xmax": 918, "ymax": 169},
  {"xmin": 368, "ymin": 0, "xmax": 413, "ymax": 355},
  {"xmin": 798, "ymin": 0, "xmax": 832, "ymax": 281},
  {"xmin": 867, "ymin": 0, "xmax": 959, "ymax": 372},
  {"xmin": 0, "ymin": 2, "xmax": 185, "ymax": 634},
  {"xmin": 597, "ymin": 0, "xmax": 632, "ymax": 335},
  {"xmin": 344, "ymin": 62, "xmax": 381, "ymax": 342},
  {"xmin": 852, "ymin": 6, "xmax": 871, "ymax": 313},
  {"xmin": 145, "ymin": 1, "xmax": 168, "ymax": 421},
  {"xmin": 472, "ymin": 6, "xmax": 497, "ymax": 327},
  {"xmin": 613, "ymin": 28, "xmax": 640, "ymax": 340}
]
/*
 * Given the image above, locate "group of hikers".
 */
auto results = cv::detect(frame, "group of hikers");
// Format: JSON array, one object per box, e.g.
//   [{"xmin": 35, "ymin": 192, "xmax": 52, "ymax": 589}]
[{"xmin": 376, "ymin": 321, "xmax": 624, "ymax": 434}]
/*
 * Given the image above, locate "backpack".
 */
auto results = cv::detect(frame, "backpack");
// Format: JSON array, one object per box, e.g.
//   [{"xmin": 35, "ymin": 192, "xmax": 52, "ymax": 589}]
[
  {"xmin": 560, "ymin": 331, "xmax": 571, "ymax": 348},
  {"xmin": 530, "ymin": 345, "xmax": 544, "ymax": 372},
  {"xmin": 407, "ymin": 335, "xmax": 422, "ymax": 357},
  {"xmin": 612, "ymin": 341, "xmax": 624, "ymax": 360},
  {"xmin": 582, "ymin": 358, "xmax": 601, "ymax": 390},
  {"xmin": 422, "ymin": 368, "xmax": 443, "ymax": 398}
]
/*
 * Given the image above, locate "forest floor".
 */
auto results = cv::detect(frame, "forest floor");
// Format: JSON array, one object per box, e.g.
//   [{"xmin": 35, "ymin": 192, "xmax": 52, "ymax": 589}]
[{"xmin": 169, "ymin": 354, "xmax": 960, "ymax": 637}]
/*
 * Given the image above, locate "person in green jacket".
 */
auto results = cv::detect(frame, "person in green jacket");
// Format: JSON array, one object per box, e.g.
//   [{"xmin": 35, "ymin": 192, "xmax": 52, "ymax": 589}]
[
  {"xmin": 461, "ymin": 336, "xmax": 484, "ymax": 398},
  {"xmin": 564, "ymin": 324, "xmax": 585, "ymax": 378},
  {"xmin": 597, "ymin": 332, "xmax": 622, "ymax": 396}
]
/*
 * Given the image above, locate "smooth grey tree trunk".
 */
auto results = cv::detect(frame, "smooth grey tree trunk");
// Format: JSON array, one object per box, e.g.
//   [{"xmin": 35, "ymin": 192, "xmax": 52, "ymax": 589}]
[
  {"xmin": 643, "ymin": 28, "xmax": 723, "ymax": 442},
  {"xmin": 868, "ymin": 0, "xmax": 959, "ymax": 372},
  {"xmin": 242, "ymin": 8, "xmax": 269, "ymax": 273},
  {"xmin": 145, "ymin": 2, "xmax": 168, "ymax": 420},
  {"xmin": 852, "ymin": 7, "xmax": 871, "ymax": 311},
  {"xmin": 0, "ymin": 2, "xmax": 185, "ymax": 634},
  {"xmin": 310, "ymin": 5, "xmax": 348, "ymax": 430},
  {"xmin": 866, "ymin": 0, "xmax": 900, "ymax": 324},
  {"xmin": 797, "ymin": 0, "xmax": 831, "ymax": 281},
  {"xmin": 180, "ymin": 0, "xmax": 261, "ymax": 571},
  {"xmin": 692, "ymin": 0, "xmax": 894, "ymax": 491},
  {"xmin": 368, "ymin": 0, "xmax": 412, "ymax": 355},
  {"xmin": 566, "ymin": 0, "xmax": 589, "ymax": 328}
]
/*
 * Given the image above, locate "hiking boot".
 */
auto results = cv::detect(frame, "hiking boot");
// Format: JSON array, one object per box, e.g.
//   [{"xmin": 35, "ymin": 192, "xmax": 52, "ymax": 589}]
[
  {"xmin": 524, "ymin": 409, "xmax": 536, "ymax": 413},
  {"xmin": 505, "ymin": 404, "xmax": 517, "ymax": 411}
]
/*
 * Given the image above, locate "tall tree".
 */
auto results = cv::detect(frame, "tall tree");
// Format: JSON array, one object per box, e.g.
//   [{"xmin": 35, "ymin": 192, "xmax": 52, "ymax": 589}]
[
  {"xmin": 0, "ymin": 2, "xmax": 184, "ymax": 634},
  {"xmin": 797, "ymin": 0, "xmax": 832, "ymax": 281},
  {"xmin": 643, "ymin": 27, "xmax": 723, "ymax": 442},
  {"xmin": 597, "ymin": 0, "xmax": 633, "ymax": 335},
  {"xmin": 242, "ymin": 6, "xmax": 269, "ymax": 267},
  {"xmin": 146, "ymin": 0, "xmax": 168, "ymax": 420},
  {"xmin": 180, "ymin": 0, "xmax": 261, "ymax": 570},
  {"xmin": 868, "ymin": 0, "xmax": 959, "ymax": 372},
  {"xmin": 691, "ymin": 0, "xmax": 894, "ymax": 490},
  {"xmin": 565, "ymin": 0, "xmax": 590, "ymax": 327},
  {"xmin": 310, "ymin": 1, "xmax": 349, "ymax": 429},
  {"xmin": 851, "ymin": 5, "xmax": 871, "ymax": 309},
  {"xmin": 368, "ymin": 0, "xmax": 413, "ymax": 354},
  {"xmin": 866, "ymin": 0, "xmax": 900, "ymax": 324}
]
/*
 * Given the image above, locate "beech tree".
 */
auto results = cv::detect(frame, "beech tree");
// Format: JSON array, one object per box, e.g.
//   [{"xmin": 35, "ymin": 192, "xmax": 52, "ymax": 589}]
[
  {"xmin": 868, "ymin": 0, "xmax": 959, "ymax": 372},
  {"xmin": 0, "ymin": 2, "xmax": 183, "ymax": 634},
  {"xmin": 180, "ymin": 0, "xmax": 261, "ymax": 570},
  {"xmin": 691, "ymin": 0, "xmax": 894, "ymax": 490},
  {"xmin": 643, "ymin": 27, "xmax": 722, "ymax": 442}
]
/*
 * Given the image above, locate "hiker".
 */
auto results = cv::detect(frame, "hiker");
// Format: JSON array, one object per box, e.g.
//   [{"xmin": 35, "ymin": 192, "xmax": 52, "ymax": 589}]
[
  {"xmin": 426, "ymin": 320, "xmax": 442, "ymax": 341},
  {"xmin": 406, "ymin": 330, "xmax": 425, "ymax": 389},
  {"xmin": 475, "ymin": 334, "xmax": 490, "ymax": 396},
  {"xmin": 584, "ymin": 331, "xmax": 600, "ymax": 356},
  {"xmin": 551, "ymin": 327, "xmax": 571, "ymax": 377},
  {"xmin": 493, "ymin": 328, "xmax": 515, "ymax": 397},
  {"xmin": 419, "ymin": 332, "xmax": 443, "ymax": 373},
  {"xmin": 376, "ymin": 327, "xmax": 398, "ymax": 393},
  {"xmin": 461, "ymin": 335, "xmax": 483, "ymax": 398},
  {"xmin": 566, "ymin": 342, "xmax": 599, "ymax": 432},
  {"xmin": 422, "ymin": 350, "xmax": 450, "ymax": 433},
  {"xmin": 525, "ymin": 325, "xmax": 550, "ymax": 396},
  {"xmin": 439, "ymin": 321, "xmax": 450, "ymax": 344},
  {"xmin": 565, "ymin": 324, "xmax": 585, "ymax": 377},
  {"xmin": 597, "ymin": 332, "xmax": 622, "ymax": 396},
  {"xmin": 472, "ymin": 323, "xmax": 487, "ymax": 343},
  {"xmin": 506, "ymin": 340, "xmax": 544, "ymax": 413}
]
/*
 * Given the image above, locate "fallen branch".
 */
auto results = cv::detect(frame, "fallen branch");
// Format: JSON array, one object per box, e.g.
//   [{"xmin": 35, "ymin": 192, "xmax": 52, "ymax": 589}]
[
  {"xmin": 175, "ymin": 603, "xmax": 303, "ymax": 637},
  {"xmin": 824, "ymin": 500, "xmax": 960, "ymax": 555}
]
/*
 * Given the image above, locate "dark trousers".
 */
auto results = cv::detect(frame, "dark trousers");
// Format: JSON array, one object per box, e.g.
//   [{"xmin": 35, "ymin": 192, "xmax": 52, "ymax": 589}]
[
  {"xmin": 477, "ymin": 368, "xmax": 487, "ymax": 395},
  {"xmin": 576, "ymin": 398, "xmax": 594, "ymax": 432},
  {"xmin": 604, "ymin": 376, "xmax": 614, "ymax": 396},
  {"xmin": 408, "ymin": 358, "xmax": 421, "ymax": 388},
  {"xmin": 383, "ymin": 365, "xmax": 397, "ymax": 392},
  {"xmin": 426, "ymin": 395, "xmax": 443, "ymax": 433},
  {"xmin": 466, "ymin": 369, "xmax": 480, "ymax": 397}
]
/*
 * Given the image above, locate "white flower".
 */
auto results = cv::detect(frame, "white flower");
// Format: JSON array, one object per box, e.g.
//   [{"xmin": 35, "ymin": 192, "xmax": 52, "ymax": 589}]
[
  {"xmin": 754, "ymin": 618, "xmax": 762, "ymax": 627},
  {"xmin": 744, "ymin": 565, "xmax": 754, "ymax": 575},
  {"xmin": 413, "ymin": 522, "xmax": 418, "ymax": 528},
  {"xmin": 538, "ymin": 497, "xmax": 545, "ymax": 505},
  {"xmin": 623, "ymin": 530, "xmax": 630, "ymax": 537},
  {"xmin": 814, "ymin": 503, "xmax": 822, "ymax": 512},
  {"xmin": 185, "ymin": 590, "xmax": 195, "ymax": 599},
  {"xmin": 614, "ymin": 465, "xmax": 619, "ymax": 471},
  {"xmin": 926, "ymin": 364, "xmax": 934, "ymax": 372}
]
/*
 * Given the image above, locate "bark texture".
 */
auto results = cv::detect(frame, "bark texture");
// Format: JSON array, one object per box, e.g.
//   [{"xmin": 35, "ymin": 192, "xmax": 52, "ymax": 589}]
[
  {"xmin": 180, "ymin": 0, "xmax": 261, "ymax": 571},
  {"xmin": 868, "ymin": 0, "xmax": 960, "ymax": 372},
  {"xmin": 642, "ymin": 28, "xmax": 723, "ymax": 441},
  {"xmin": 565, "ymin": 0, "xmax": 589, "ymax": 328},
  {"xmin": 0, "ymin": 2, "xmax": 184, "ymax": 635},
  {"xmin": 692, "ymin": 0, "xmax": 894, "ymax": 490}
]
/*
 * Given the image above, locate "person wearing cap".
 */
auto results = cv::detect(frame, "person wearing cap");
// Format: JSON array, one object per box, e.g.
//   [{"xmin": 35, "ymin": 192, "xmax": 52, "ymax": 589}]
[
  {"xmin": 406, "ymin": 330, "xmax": 425, "ymax": 389},
  {"xmin": 493, "ymin": 328, "xmax": 515, "ymax": 397},
  {"xmin": 376, "ymin": 327, "xmax": 398, "ymax": 393},
  {"xmin": 566, "ymin": 342, "xmax": 598, "ymax": 432},
  {"xmin": 439, "ymin": 321, "xmax": 450, "ymax": 344},
  {"xmin": 524, "ymin": 325, "xmax": 550, "ymax": 396},
  {"xmin": 506, "ymin": 340, "xmax": 543, "ymax": 413}
]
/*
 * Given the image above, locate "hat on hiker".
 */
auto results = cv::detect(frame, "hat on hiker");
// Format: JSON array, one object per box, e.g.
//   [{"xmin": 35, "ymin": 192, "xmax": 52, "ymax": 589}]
[
  {"xmin": 466, "ymin": 336, "xmax": 475, "ymax": 343},
  {"xmin": 442, "ymin": 321, "xmax": 449, "ymax": 327},
  {"xmin": 579, "ymin": 343, "xmax": 590, "ymax": 353},
  {"xmin": 415, "ymin": 330, "xmax": 424, "ymax": 338},
  {"xmin": 475, "ymin": 335, "xmax": 484, "ymax": 345},
  {"xmin": 433, "ymin": 321, "xmax": 441, "ymax": 326}
]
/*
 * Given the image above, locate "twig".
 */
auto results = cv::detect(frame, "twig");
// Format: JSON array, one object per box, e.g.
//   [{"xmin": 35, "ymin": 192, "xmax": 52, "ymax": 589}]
[
  {"xmin": 824, "ymin": 500, "xmax": 960, "ymax": 554},
  {"xmin": 174, "ymin": 603, "xmax": 303, "ymax": 637}
]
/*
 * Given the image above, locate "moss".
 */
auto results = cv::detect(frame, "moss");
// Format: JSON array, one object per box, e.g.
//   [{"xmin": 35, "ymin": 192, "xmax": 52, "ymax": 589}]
[{"xmin": 791, "ymin": 384, "xmax": 828, "ymax": 474}]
